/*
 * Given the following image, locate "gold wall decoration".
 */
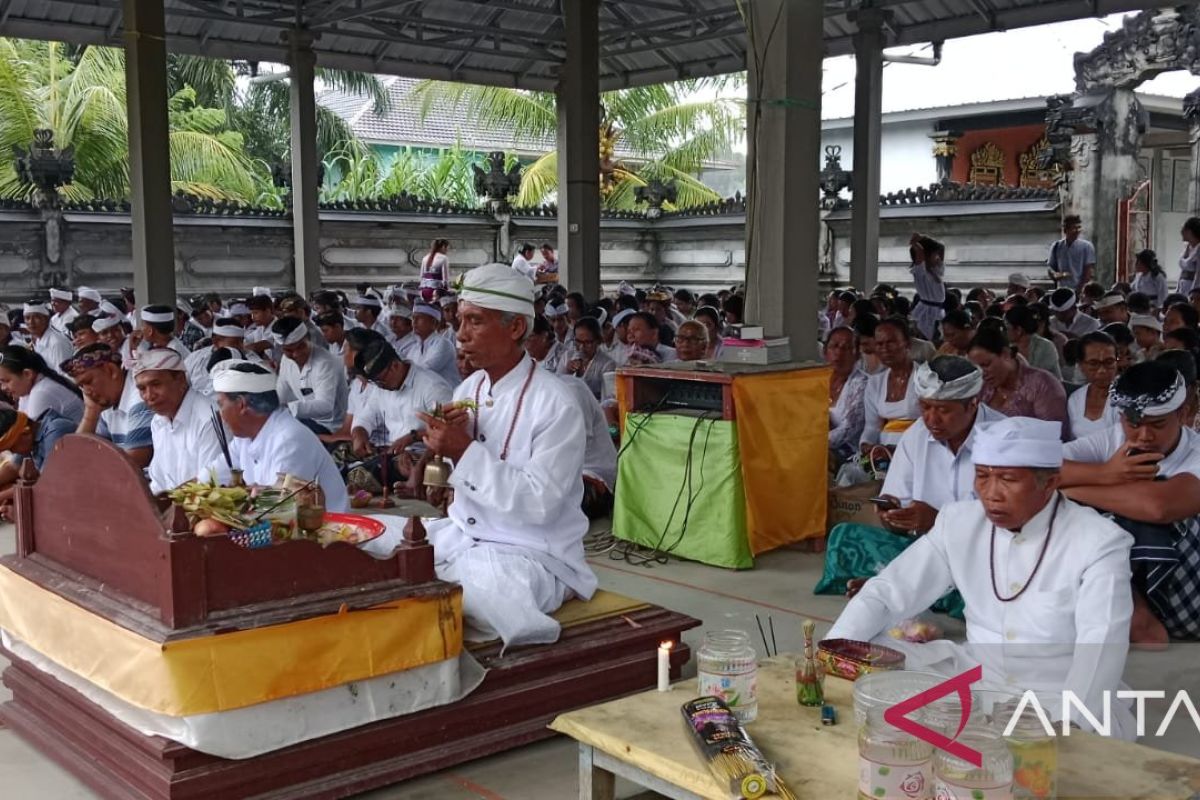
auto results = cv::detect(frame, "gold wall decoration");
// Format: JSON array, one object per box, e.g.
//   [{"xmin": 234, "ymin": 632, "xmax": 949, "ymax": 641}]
[
  {"xmin": 968, "ymin": 141, "xmax": 1006, "ymax": 186},
  {"xmin": 1019, "ymin": 136, "xmax": 1059, "ymax": 189}
]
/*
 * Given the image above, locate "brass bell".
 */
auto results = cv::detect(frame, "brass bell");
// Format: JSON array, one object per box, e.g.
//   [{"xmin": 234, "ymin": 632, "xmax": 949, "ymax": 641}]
[{"xmin": 423, "ymin": 454, "xmax": 452, "ymax": 488}]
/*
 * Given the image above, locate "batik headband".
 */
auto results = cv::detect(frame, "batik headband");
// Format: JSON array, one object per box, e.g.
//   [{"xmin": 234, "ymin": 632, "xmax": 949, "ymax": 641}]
[{"xmin": 1109, "ymin": 372, "xmax": 1187, "ymax": 424}]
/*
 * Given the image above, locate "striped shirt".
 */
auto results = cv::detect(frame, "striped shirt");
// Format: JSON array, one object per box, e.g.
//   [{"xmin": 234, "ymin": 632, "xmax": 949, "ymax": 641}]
[{"xmin": 96, "ymin": 372, "xmax": 154, "ymax": 452}]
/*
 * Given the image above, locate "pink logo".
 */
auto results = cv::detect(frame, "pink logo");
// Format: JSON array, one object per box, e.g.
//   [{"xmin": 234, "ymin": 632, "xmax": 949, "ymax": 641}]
[{"xmin": 884, "ymin": 665, "xmax": 983, "ymax": 767}]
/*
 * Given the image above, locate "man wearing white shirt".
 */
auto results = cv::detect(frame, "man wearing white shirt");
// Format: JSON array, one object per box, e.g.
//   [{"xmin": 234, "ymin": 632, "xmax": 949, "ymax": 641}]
[
  {"xmin": 270, "ymin": 317, "xmax": 348, "ymax": 435},
  {"xmin": 138, "ymin": 305, "xmax": 192, "ymax": 361},
  {"xmin": 186, "ymin": 317, "xmax": 250, "ymax": 397},
  {"xmin": 315, "ymin": 312, "xmax": 348, "ymax": 359},
  {"xmin": 23, "ymin": 303, "xmax": 73, "ymax": 371},
  {"xmin": 387, "ymin": 303, "xmax": 417, "ymax": 356},
  {"xmin": 1048, "ymin": 288, "xmax": 1101, "ymax": 339},
  {"xmin": 132, "ymin": 348, "xmax": 227, "ymax": 494},
  {"xmin": 407, "ymin": 303, "xmax": 460, "ymax": 387},
  {"xmin": 76, "ymin": 287, "xmax": 102, "ymax": 316},
  {"xmin": 828, "ymin": 417, "xmax": 1135, "ymax": 739},
  {"xmin": 511, "ymin": 242, "xmax": 539, "ymax": 282},
  {"xmin": 211, "ymin": 360, "xmax": 348, "ymax": 511},
  {"xmin": 353, "ymin": 295, "xmax": 394, "ymax": 345},
  {"xmin": 1059, "ymin": 361, "xmax": 1200, "ymax": 646},
  {"xmin": 369, "ymin": 263, "xmax": 596, "ymax": 649},
  {"xmin": 93, "ymin": 314, "xmax": 131, "ymax": 362},
  {"xmin": 48, "ymin": 288, "xmax": 77, "ymax": 336},
  {"xmin": 558, "ymin": 373, "xmax": 618, "ymax": 518},
  {"xmin": 242, "ymin": 296, "xmax": 278, "ymax": 362}
]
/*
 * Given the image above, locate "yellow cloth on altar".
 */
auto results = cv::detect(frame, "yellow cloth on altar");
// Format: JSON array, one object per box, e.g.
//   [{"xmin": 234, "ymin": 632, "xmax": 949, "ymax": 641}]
[{"xmin": 0, "ymin": 565, "xmax": 462, "ymax": 717}]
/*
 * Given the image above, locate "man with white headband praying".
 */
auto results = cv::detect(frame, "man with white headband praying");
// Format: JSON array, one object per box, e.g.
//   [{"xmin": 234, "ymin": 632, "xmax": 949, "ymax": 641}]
[
  {"xmin": 828, "ymin": 417, "xmax": 1135, "ymax": 739},
  {"xmin": 385, "ymin": 302, "xmax": 417, "ymax": 357},
  {"xmin": 48, "ymin": 288, "xmax": 77, "ymax": 336},
  {"xmin": 209, "ymin": 361, "xmax": 348, "ymax": 511},
  {"xmin": 65, "ymin": 343, "xmax": 155, "ymax": 468},
  {"xmin": 92, "ymin": 314, "xmax": 129, "ymax": 360},
  {"xmin": 406, "ymin": 302, "xmax": 460, "ymax": 388},
  {"xmin": 353, "ymin": 295, "xmax": 392, "ymax": 345},
  {"xmin": 137, "ymin": 304, "xmax": 191, "ymax": 360},
  {"xmin": 1047, "ymin": 288, "xmax": 1101, "ymax": 339},
  {"xmin": 819, "ymin": 356, "xmax": 1005, "ymax": 613},
  {"xmin": 76, "ymin": 287, "xmax": 102, "ymax": 316},
  {"xmin": 270, "ymin": 316, "xmax": 348, "ymax": 436},
  {"xmin": 366, "ymin": 262, "xmax": 596, "ymax": 649},
  {"xmin": 23, "ymin": 302, "xmax": 73, "ymax": 372},
  {"xmin": 185, "ymin": 317, "xmax": 251, "ymax": 397},
  {"xmin": 1059, "ymin": 361, "xmax": 1200, "ymax": 646},
  {"xmin": 131, "ymin": 348, "xmax": 226, "ymax": 494}
]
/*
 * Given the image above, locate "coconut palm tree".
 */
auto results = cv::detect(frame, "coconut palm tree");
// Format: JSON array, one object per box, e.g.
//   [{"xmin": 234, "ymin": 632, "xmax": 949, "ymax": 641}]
[
  {"xmin": 0, "ymin": 39, "xmax": 267, "ymax": 203},
  {"xmin": 406, "ymin": 77, "xmax": 744, "ymax": 210}
]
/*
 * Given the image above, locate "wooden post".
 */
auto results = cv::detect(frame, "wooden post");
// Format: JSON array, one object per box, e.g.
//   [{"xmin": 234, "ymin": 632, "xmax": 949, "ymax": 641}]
[
  {"xmin": 13, "ymin": 459, "xmax": 38, "ymax": 557},
  {"xmin": 398, "ymin": 516, "xmax": 435, "ymax": 583}
]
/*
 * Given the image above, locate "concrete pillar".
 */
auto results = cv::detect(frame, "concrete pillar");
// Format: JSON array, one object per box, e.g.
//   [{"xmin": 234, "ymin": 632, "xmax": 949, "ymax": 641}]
[
  {"xmin": 556, "ymin": 0, "xmax": 601, "ymax": 299},
  {"xmin": 287, "ymin": 30, "xmax": 322, "ymax": 297},
  {"xmin": 1184, "ymin": 88, "xmax": 1200, "ymax": 217},
  {"xmin": 849, "ymin": 6, "xmax": 886, "ymax": 294},
  {"xmin": 123, "ymin": 0, "xmax": 175, "ymax": 305},
  {"xmin": 1093, "ymin": 89, "xmax": 1143, "ymax": 286},
  {"xmin": 744, "ymin": 0, "xmax": 823, "ymax": 358}
]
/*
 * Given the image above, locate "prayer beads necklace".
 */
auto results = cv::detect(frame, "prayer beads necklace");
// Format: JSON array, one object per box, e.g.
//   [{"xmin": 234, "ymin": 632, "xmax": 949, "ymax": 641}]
[
  {"xmin": 473, "ymin": 358, "xmax": 537, "ymax": 461},
  {"xmin": 989, "ymin": 494, "xmax": 1059, "ymax": 603}
]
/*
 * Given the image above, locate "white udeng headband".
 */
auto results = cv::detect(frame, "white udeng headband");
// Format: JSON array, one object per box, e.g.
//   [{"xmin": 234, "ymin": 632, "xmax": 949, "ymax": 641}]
[
  {"xmin": 212, "ymin": 324, "xmax": 245, "ymax": 338},
  {"xmin": 23, "ymin": 303, "xmax": 49, "ymax": 316},
  {"xmin": 272, "ymin": 323, "xmax": 309, "ymax": 346},
  {"xmin": 48, "ymin": 289, "xmax": 72, "ymax": 301},
  {"xmin": 93, "ymin": 316, "xmax": 122, "ymax": 333},
  {"xmin": 211, "ymin": 360, "xmax": 277, "ymax": 393},
  {"xmin": 141, "ymin": 309, "xmax": 175, "ymax": 324}
]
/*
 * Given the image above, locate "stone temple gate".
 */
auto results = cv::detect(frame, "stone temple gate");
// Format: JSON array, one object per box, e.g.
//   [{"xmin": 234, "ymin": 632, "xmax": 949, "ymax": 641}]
[{"xmin": 1046, "ymin": 6, "xmax": 1200, "ymax": 285}]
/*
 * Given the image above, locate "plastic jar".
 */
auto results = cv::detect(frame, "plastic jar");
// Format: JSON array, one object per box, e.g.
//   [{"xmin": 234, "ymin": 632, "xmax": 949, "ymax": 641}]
[
  {"xmin": 696, "ymin": 630, "xmax": 758, "ymax": 723},
  {"xmin": 932, "ymin": 726, "xmax": 1014, "ymax": 800},
  {"xmin": 854, "ymin": 671, "xmax": 974, "ymax": 800},
  {"xmin": 994, "ymin": 701, "xmax": 1058, "ymax": 800}
]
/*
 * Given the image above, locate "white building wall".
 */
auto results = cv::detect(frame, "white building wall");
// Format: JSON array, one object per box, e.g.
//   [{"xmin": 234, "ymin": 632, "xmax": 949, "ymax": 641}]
[{"xmin": 821, "ymin": 119, "xmax": 939, "ymax": 195}]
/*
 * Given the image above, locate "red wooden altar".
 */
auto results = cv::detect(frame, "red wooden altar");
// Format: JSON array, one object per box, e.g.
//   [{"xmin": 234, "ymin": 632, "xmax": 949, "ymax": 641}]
[{"xmin": 0, "ymin": 435, "xmax": 700, "ymax": 799}]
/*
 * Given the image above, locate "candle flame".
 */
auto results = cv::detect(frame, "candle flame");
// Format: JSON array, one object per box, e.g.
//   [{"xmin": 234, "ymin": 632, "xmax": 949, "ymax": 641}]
[{"xmin": 659, "ymin": 640, "xmax": 674, "ymax": 650}]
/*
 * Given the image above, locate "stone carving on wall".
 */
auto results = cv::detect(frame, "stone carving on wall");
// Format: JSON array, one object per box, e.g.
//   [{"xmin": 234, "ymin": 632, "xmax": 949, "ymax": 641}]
[
  {"xmin": 1019, "ymin": 137, "xmax": 1058, "ymax": 190},
  {"xmin": 472, "ymin": 151, "xmax": 523, "ymax": 214},
  {"xmin": 968, "ymin": 142, "xmax": 1006, "ymax": 186},
  {"xmin": 1075, "ymin": 7, "xmax": 1200, "ymax": 92}
]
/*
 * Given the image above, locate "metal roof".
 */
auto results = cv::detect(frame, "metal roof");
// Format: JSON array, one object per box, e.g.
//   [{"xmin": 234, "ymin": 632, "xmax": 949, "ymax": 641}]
[{"xmin": 0, "ymin": 0, "xmax": 1167, "ymax": 91}]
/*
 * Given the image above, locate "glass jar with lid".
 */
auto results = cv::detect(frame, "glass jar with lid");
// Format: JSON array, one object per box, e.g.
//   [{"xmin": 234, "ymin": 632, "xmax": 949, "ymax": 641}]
[
  {"xmin": 994, "ymin": 700, "xmax": 1058, "ymax": 800},
  {"xmin": 696, "ymin": 630, "xmax": 758, "ymax": 724},
  {"xmin": 932, "ymin": 725, "xmax": 1014, "ymax": 799}
]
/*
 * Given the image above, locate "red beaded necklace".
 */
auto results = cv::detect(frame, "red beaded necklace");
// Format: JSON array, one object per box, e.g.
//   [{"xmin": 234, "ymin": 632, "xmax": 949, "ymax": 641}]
[
  {"xmin": 989, "ymin": 494, "xmax": 1060, "ymax": 603},
  {"xmin": 473, "ymin": 358, "xmax": 538, "ymax": 461}
]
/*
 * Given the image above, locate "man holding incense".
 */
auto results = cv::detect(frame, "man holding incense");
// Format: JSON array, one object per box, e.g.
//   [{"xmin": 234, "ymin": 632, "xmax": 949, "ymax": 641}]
[
  {"xmin": 368, "ymin": 263, "xmax": 597, "ymax": 649},
  {"xmin": 209, "ymin": 360, "xmax": 348, "ymax": 511},
  {"xmin": 827, "ymin": 417, "xmax": 1135, "ymax": 738},
  {"xmin": 132, "ymin": 348, "xmax": 227, "ymax": 495}
]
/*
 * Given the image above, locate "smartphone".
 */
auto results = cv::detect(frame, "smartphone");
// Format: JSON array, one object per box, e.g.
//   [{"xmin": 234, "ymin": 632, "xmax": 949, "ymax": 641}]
[
  {"xmin": 1126, "ymin": 448, "xmax": 1151, "ymax": 458},
  {"xmin": 869, "ymin": 496, "xmax": 900, "ymax": 511}
]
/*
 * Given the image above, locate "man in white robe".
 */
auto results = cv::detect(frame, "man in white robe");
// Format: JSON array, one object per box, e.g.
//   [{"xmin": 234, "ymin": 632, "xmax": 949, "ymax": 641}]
[
  {"xmin": 209, "ymin": 361, "xmax": 348, "ymax": 511},
  {"xmin": 131, "ymin": 348, "xmax": 227, "ymax": 494},
  {"xmin": 48, "ymin": 288, "xmax": 77, "ymax": 337},
  {"xmin": 23, "ymin": 303, "xmax": 73, "ymax": 371},
  {"xmin": 368, "ymin": 263, "xmax": 597, "ymax": 649},
  {"xmin": 270, "ymin": 316, "xmax": 348, "ymax": 435},
  {"xmin": 137, "ymin": 305, "xmax": 191, "ymax": 361},
  {"xmin": 407, "ymin": 303, "xmax": 460, "ymax": 388},
  {"xmin": 185, "ymin": 317, "xmax": 253, "ymax": 397},
  {"xmin": 827, "ymin": 417, "xmax": 1136, "ymax": 739}
]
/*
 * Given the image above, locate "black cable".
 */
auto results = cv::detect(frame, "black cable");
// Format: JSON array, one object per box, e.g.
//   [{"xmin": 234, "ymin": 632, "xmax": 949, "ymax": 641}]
[
  {"xmin": 658, "ymin": 413, "xmax": 717, "ymax": 557},
  {"xmin": 615, "ymin": 388, "xmax": 673, "ymax": 460}
]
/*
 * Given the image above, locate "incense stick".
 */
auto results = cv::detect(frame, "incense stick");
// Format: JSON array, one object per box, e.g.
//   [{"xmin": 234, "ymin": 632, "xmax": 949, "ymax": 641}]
[
  {"xmin": 210, "ymin": 406, "xmax": 232, "ymax": 469},
  {"xmin": 769, "ymin": 616, "xmax": 777, "ymax": 658},
  {"xmin": 755, "ymin": 614, "xmax": 770, "ymax": 657}
]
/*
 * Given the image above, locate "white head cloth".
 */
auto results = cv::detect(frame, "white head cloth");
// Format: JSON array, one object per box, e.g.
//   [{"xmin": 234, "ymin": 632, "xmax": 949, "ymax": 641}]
[
  {"xmin": 23, "ymin": 303, "xmax": 49, "ymax": 317},
  {"xmin": 77, "ymin": 286, "xmax": 102, "ymax": 303},
  {"xmin": 1047, "ymin": 290, "xmax": 1077, "ymax": 312},
  {"xmin": 973, "ymin": 417, "xmax": 1063, "ymax": 469},
  {"xmin": 99, "ymin": 300, "xmax": 124, "ymax": 318},
  {"xmin": 618, "ymin": 281, "xmax": 636, "ymax": 297},
  {"xmin": 48, "ymin": 288, "xmax": 72, "ymax": 302},
  {"xmin": 212, "ymin": 322, "xmax": 245, "ymax": 338},
  {"xmin": 228, "ymin": 302, "xmax": 251, "ymax": 317},
  {"xmin": 354, "ymin": 295, "xmax": 382, "ymax": 309},
  {"xmin": 252, "ymin": 286, "xmax": 272, "ymax": 298},
  {"xmin": 545, "ymin": 302, "xmax": 568, "ymax": 318},
  {"xmin": 593, "ymin": 308, "xmax": 609, "ymax": 327},
  {"xmin": 412, "ymin": 303, "xmax": 443, "ymax": 321},
  {"xmin": 438, "ymin": 293, "xmax": 458, "ymax": 308},
  {"xmin": 457, "ymin": 263, "xmax": 535, "ymax": 315},
  {"xmin": 93, "ymin": 316, "xmax": 122, "ymax": 333},
  {"xmin": 1109, "ymin": 369, "xmax": 1187, "ymax": 421},
  {"xmin": 389, "ymin": 304, "xmax": 412, "ymax": 320},
  {"xmin": 141, "ymin": 306, "xmax": 175, "ymax": 324},
  {"xmin": 1007, "ymin": 273, "xmax": 1030, "ymax": 288},
  {"xmin": 612, "ymin": 309, "xmax": 635, "ymax": 328},
  {"xmin": 272, "ymin": 322, "xmax": 309, "ymax": 346},
  {"xmin": 913, "ymin": 359, "xmax": 984, "ymax": 400},
  {"xmin": 1130, "ymin": 314, "xmax": 1162, "ymax": 332},
  {"xmin": 1094, "ymin": 292, "xmax": 1126, "ymax": 310},
  {"xmin": 211, "ymin": 360, "xmax": 277, "ymax": 394},
  {"xmin": 130, "ymin": 348, "xmax": 185, "ymax": 375},
  {"xmin": 177, "ymin": 298, "xmax": 193, "ymax": 315}
]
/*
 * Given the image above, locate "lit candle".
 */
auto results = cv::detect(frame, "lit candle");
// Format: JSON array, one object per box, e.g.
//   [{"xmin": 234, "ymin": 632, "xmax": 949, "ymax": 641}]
[{"xmin": 657, "ymin": 641, "xmax": 673, "ymax": 692}]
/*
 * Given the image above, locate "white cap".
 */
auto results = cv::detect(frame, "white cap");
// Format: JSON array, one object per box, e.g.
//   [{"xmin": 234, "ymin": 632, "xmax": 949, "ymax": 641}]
[
  {"xmin": 1007, "ymin": 273, "xmax": 1030, "ymax": 289},
  {"xmin": 77, "ymin": 287, "xmax": 103, "ymax": 303},
  {"xmin": 252, "ymin": 286, "xmax": 272, "ymax": 298},
  {"xmin": 48, "ymin": 288, "xmax": 72, "ymax": 302},
  {"xmin": 1130, "ymin": 314, "xmax": 1162, "ymax": 332},
  {"xmin": 457, "ymin": 263, "xmax": 536, "ymax": 315},
  {"xmin": 973, "ymin": 417, "xmax": 1063, "ymax": 468},
  {"xmin": 913, "ymin": 359, "xmax": 983, "ymax": 400},
  {"xmin": 211, "ymin": 361, "xmax": 277, "ymax": 394}
]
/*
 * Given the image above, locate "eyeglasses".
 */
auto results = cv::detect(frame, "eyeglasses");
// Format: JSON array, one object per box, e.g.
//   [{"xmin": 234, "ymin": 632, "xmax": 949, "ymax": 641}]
[{"xmin": 1082, "ymin": 358, "xmax": 1118, "ymax": 369}]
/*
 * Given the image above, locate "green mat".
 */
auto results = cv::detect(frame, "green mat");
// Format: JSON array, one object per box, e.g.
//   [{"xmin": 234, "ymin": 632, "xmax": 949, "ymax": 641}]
[{"xmin": 613, "ymin": 412, "xmax": 751, "ymax": 569}]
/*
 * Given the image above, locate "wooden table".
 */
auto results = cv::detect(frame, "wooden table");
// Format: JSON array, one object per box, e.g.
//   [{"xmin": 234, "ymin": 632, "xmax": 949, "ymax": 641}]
[{"xmin": 551, "ymin": 657, "xmax": 1200, "ymax": 800}]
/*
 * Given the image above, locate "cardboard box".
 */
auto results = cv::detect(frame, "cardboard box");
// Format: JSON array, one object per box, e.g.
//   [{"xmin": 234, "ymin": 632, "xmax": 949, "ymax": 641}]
[{"xmin": 827, "ymin": 479, "xmax": 884, "ymax": 533}]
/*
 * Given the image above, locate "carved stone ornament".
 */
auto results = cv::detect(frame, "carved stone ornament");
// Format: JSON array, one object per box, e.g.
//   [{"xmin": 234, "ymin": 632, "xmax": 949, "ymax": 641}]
[
  {"xmin": 634, "ymin": 178, "xmax": 678, "ymax": 219},
  {"xmin": 472, "ymin": 151, "xmax": 522, "ymax": 213},
  {"xmin": 1074, "ymin": 7, "xmax": 1200, "ymax": 92},
  {"xmin": 818, "ymin": 145, "xmax": 852, "ymax": 210},
  {"xmin": 968, "ymin": 142, "xmax": 1006, "ymax": 186},
  {"xmin": 13, "ymin": 129, "xmax": 75, "ymax": 210}
]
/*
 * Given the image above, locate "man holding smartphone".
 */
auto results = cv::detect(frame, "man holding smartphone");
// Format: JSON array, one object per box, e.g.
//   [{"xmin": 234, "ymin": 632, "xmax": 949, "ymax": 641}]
[{"xmin": 1059, "ymin": 360, "xmax": 1200, "ymax": 647}]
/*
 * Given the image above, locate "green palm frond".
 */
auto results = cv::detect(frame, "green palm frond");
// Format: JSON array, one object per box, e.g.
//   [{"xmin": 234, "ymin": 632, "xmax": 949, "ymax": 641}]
[
  {"xmin": 515, "ymin": 152, "xmax": 558, "ymax": 207},
  {"xmin": 0, "ymin": 40, "xmax": 39, "ymax": 156},
  {"xmin": 317, "ymin": 69, "xmax": 391, "ymax": 114},
  {"xmin": 408, "ymin": 81, "xmax": 556, "ymax": 143},
  {"xmin": 168, "ymin": 54, "xmax": 237, "ymax": 111},
  {"xmin": 168, "ymin": 129, "xmax": 259, "ymax": 201},
  {"xmin": 634, "ymin": 162, "xmax": 722, "ymax": 208}
]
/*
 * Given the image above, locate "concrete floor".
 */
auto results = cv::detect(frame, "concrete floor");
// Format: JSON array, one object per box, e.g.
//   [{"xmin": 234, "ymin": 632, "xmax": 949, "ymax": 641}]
[{"xmin": 2, "ymin": 524, "xmax": 1198, "ymax": 799}]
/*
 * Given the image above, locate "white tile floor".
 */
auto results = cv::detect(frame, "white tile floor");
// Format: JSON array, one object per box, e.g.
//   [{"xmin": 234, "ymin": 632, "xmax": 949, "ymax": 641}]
[{"xmin": 1, "ymin": 524, "xmax": 1197, "ymax": 799}]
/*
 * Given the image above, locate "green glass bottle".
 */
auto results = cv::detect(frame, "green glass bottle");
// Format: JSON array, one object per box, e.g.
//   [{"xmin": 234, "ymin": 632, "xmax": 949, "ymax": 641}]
[{"xmin": 797, "ymin": 619, "xmax": 824, "ymax": 707}]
